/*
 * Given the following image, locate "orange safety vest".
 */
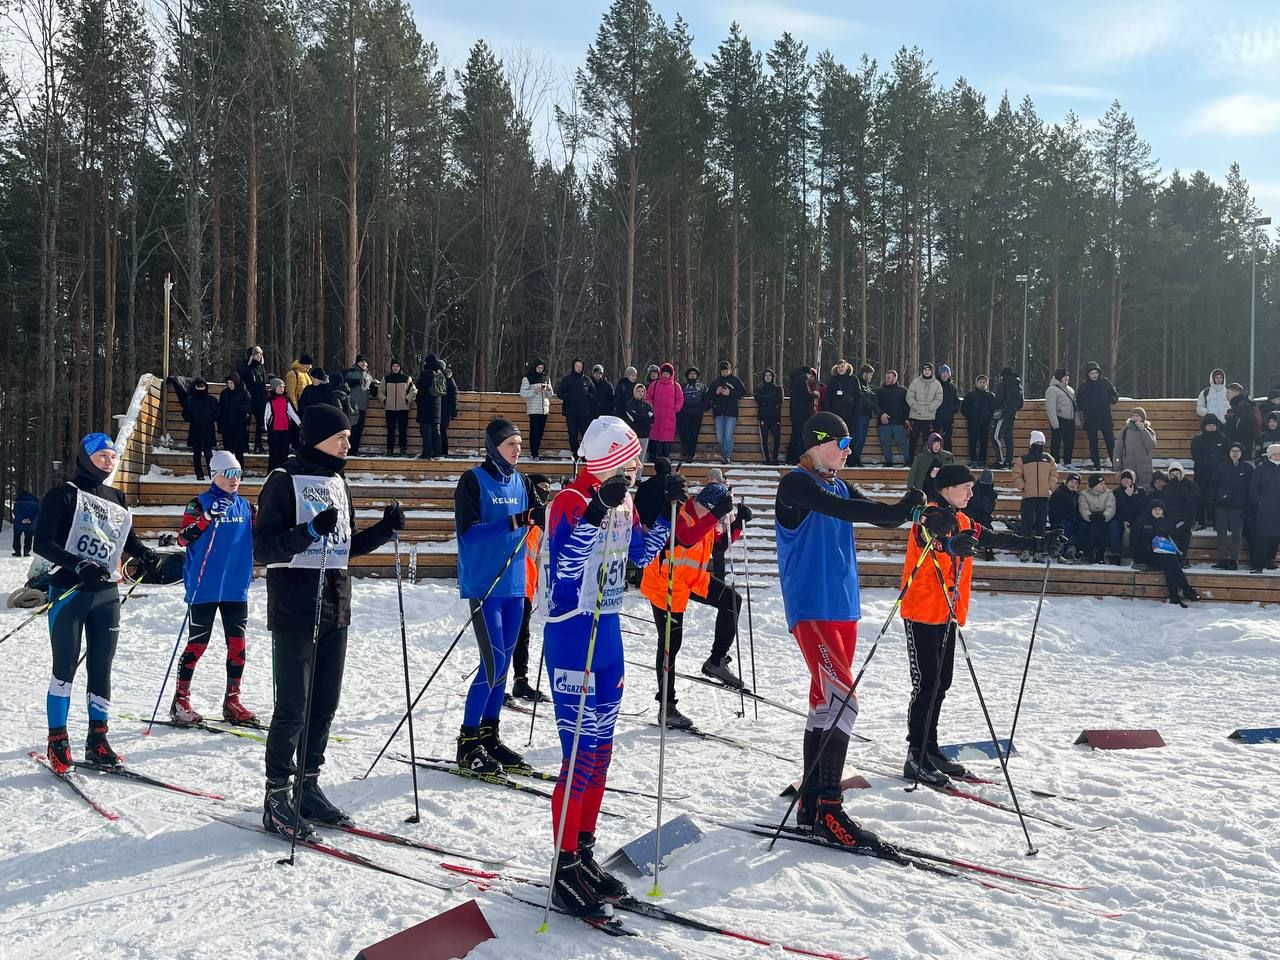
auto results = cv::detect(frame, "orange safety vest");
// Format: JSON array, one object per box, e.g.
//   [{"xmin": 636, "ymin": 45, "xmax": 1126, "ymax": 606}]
[
  {"xmin": 640, "ymin": 501, "xmax": 714, "ymax": 615},
  {"xmin": 900, "ymin": 504, "xmax": 973, "ymax": 626},
  {"xmin": 524, "ymin": 524, "xmax": 542, "ymax": 601}
]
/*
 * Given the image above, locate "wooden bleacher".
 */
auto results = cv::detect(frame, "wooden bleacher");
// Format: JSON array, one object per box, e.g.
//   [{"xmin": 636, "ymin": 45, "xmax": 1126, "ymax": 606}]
[{"xmin": 105, "ymin": 375, "xmax": 1274, "ymax": 605}]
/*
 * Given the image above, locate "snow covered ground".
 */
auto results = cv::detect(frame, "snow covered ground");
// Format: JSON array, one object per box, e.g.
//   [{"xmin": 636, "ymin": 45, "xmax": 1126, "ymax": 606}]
[{"xmin": 1, "ymin": 553, "xmax": 1277, "ymax": 960}]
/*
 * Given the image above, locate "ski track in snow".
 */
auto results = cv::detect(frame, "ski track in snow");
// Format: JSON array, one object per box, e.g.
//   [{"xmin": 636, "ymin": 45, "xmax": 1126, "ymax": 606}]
[{"xmin": 1, "ymin": 555, "xmax": 1277, "ymax": 959}]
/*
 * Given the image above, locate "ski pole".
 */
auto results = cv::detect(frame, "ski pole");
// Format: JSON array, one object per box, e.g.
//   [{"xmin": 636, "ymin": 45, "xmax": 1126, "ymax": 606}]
[
  {"xmin": 392, "ymin": 533, "xmax": 422, "ymax": 825},
  {"xmin": 767, "ymin": 532, "xmax": 939, "ymax": 851},
  {"xmin": 1007, "ymin": 550, "xmax": 1053, "ymax": 752},
  {"xmin": 361, "ymin": 528, "xmax": 531, "ymax": 780},
  {"xmin": 145, "ymin": 519, "xmax": 221, "ymax": 736},
  {"xmin": 741, "ymin": 525, "xmax": 759, "ymax": 722},
  {"xmin": 650, "ymin": 498, "xmax": 680, "ymax": 897},
  {"xmin": 538, "ymin": 502, "xmax": 622, "ymax": 933},
  {"xmin": 525, "ymin": 635, "xmax": 546, "ymax": 748},
  {"xmin": 726, "ymin": 535, "xmax": 746, "ymax": 720},
  {"xmin": 925, "ymin": 549, "xmax": 1038, "ymax": 857},
  {"xmin": 280, "ymin": 536, "xmax": 329, "ymax": 867},
  {"xmin": 118, "ymin": 567, "xmax": 146, "ymax": 608},
  {"xmin": 0, "ymin": 585, "xmax": 78, "ymax": 647}
]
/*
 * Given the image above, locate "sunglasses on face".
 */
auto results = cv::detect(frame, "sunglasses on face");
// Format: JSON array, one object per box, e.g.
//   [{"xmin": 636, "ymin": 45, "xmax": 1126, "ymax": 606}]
[
  {"xmin": 220, "ymin": 469, "xmax": 243, "ymax": 480},
  {"xmin": 813, "ymin": 430, "xmax": 852, "ymax": 450}
]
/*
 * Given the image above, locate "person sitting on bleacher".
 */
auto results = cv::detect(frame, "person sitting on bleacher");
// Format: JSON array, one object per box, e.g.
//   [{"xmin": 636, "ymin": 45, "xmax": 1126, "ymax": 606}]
[
  {"xmin": 1078, "ymin": 473, "xmax": 1117, "ymax": 564},
  {"xmin": 1047, "ymin": 472, "xmax": 1082, "ymax": 560},
  {"xmin": 1132, "ymin": 499, "xmax": 1200, "ymax": 606},
  {"xmin": 1112, "ymin": 469, "xmax": 1146, "ymax": 565}
]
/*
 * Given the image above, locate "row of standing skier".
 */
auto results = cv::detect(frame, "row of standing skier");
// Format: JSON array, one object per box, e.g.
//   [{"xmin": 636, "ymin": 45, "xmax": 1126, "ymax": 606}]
[{"xmin": 30, "ymin": 403, "xmax": 1028, "ymax": 924}]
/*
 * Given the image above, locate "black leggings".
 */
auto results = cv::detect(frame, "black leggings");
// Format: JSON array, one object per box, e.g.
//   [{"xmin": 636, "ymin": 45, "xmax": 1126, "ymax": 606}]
[
  {"xmin": 565, "ymin": 414, "xmax": 588, "ymax": 457},
  {"xmin": 759, "ymin": 418, "xmax": 781, "ymax": 463},
  {"xmin": 268, "ymin": 431, "xmax": 292, "ymax": 471},
  {"xmin": 528, "ymin": 414, "xmax": 547, "ymax": 457},
  {"xmin": 180, "ymin": 601, "xmax": 249, "ymax": 686},
  {"xmin": 1150, "ymin": 555, "xmax": 1191, "ymax": 600},
  {"xmin": 264, "ymin": 624, "xmax": 348, "ymax": 781},
  {"xmin": 677, "ymin": 414, "xmax": 701, "ymax": 459},
  {"xmin": 904, "ymin": 619, "xmax": 956, "ymax": 755},
  {"xmin": 49, "ymin": 585, "xmax": 120, "ymax": 715},
  {"xmin": 192, "ymin": 442, "xmax": 214, "ymax": 480},
  {"xmin": 650, "ymin": 577, "xmax": 741, "ymax": 699},
  {"xmin": 511, "ymin": 597, "xmax": 534, "ymax": 679}
]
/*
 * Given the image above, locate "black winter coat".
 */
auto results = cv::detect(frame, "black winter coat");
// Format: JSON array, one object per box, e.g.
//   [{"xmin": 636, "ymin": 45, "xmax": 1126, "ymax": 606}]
[
  {"xmin": 557, "ymin": 369, "xmax": 595, "ymax": 419},
  {"xmin": 1226, "ymin": 396, "xmax": 1258, "ymax": 451},
  {"xmin": 679, "ymin": 380, "xmax": 708, "ymax": 420},
  {"xmin": 184, "ymin": 390, "xmax": 221, "ymax": 447},
  {"xmin": 614, "ymin": 377, "xmax": 636, "ymax": 415},
  {"xmin": 298, "ymin": 382, "xmax": 349, "ymax": 418},
  {"xmin": 709, "ymin": 375, "xmax": 747, "ymax": 417},
  {"xmin": 1250, "ymin": 458, "xmax": 1280, "ymax": 539},
  {"xmin": 936, "ymin": 379, "xmax": 960, "ymax": 422},
  {"xmin": 1114, "ymin": 486, "xmax": 1148, "ymax": 527},
  {"xmin": 755, "ymin": 376, "xmax": 783, "ymax": 421},
  {"xmin": 1132, "ymin": 507, "xmax": 1174, "ymax": 564},
  {"xmin": 1190, "ymin": 424, "xmax": 1228, "ymax": 483},
  {"xmin": 826, "ymin": 372, "xmax": 862, "ymax": 424},
  {"xmin": 993, "ymin": 372, "xmax": 1024, "ymax": 417},
  {"xmin": 1161, "ymin": 477, "xmax": 1200, "ymax": 525},
  {"xmin": 1048, "ymin": 486, "xmax": 1079, "ymax": 526},
  {"xmin": 236, "ymin": 359, "xmax": 269, "ymax": 410},
  {"xmin": 788, "ymin": 369, "xmax": 820, "ymax": 423},
  {"xmin": 1208, "ymin": 458, "xmax": 1253, "ymax": 511},
  {"xmin": 623, "ymin": 398, "xmax": 655, "ymax": 438},
  {"xmin": 875, "ymin": 383, "xmax": 909, "ymax": 425},
  {"xmin": 252, "ymin": 448, "xmax": 395, "ymax": 629},
  {"xmin": 1076, "ymin": 375, "xmax": 1118, "ymax": 423},
  {"xmin": 217, "ymin": 380, "xmax": 253, "ymax": 437},
  {"xmin": 856, "ymin": 377, "xmax": 880, "ymax": 419},
  {"xmin": 591, "ymin": 378, "xmax": 615, "ymax": 417},
  {"xmin": 416, "ymin": 354, "xmax": 444, "ymax": 424},
  {"xmin": 961, "ymin": 388, "xmax": 995, "ymax": 426},
  {"xmin": 965, "ymin": 481, "xmax": 997, "ymax": 528}
]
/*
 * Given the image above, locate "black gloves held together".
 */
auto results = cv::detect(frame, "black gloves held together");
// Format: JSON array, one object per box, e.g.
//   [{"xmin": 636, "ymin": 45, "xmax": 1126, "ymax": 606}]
[{"xmin": 75, "ymin": 561, "xmax": 110, "ymax": 586}]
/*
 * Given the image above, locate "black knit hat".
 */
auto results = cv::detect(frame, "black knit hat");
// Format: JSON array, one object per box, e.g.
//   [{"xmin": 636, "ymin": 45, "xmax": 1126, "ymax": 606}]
[
  {"xmin": 485, "ymin": 418, "xmax": 520, "ymax": 445},
  {"xmin": 801, "ymin": 411, "xmax": 850, "ymax": 452},
  {"xmin": 302, "ymin": 403, "xmax": 351, "ymax": 446},
  {"xmin": 310, "ymin": 367, "xmax": 327, "ymax": 382},
  {"xmin": 1086, "ymin": 361, "xmax": 1101, "ymax": 372},
  {"xmin": 934, "ymin": 464, "xmax": 975, "ymax": 490}
]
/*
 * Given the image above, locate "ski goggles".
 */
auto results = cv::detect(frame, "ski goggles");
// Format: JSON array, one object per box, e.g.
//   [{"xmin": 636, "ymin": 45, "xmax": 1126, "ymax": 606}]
[
  {"xmin": 219, "ymin": 469, "xmax": 244, "ymax": 480},
  {"xmin": 812, "ymin": 429, "xmax": 852, "ymax": 450}
]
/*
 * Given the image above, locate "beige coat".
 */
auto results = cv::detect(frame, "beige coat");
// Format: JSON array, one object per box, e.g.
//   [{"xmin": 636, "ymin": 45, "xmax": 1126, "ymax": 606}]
[{"xmin": 1012, "ymin": 452, "xmax": 1059, "ymax": 498}]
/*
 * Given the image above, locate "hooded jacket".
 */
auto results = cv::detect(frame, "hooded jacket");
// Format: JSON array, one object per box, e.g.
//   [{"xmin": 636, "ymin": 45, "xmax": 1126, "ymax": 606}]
[
  {"xmin": 755, "ymin": 371, "xmax": 783, "ymax": 421},
  {"xmin": 1226, "ymin": 393, "xmax": 1258, "ymax": 451},
  {"xmin": 1045, "ymin": 377, "xmax": 1077, "ymax": 429},
  {"xmin": 709, "ymin": 372, "xmax": 747, "ymax": 418},
  {"xmin": 961, "ymin": 384, "xmax": 994, "ymax": 425},
  {"xmin": 906, "ymin": 369, "xmax": 943, "ymax": 420},
  {"xmin": 993, "ymin": 368, "xmax": 1024, "ymax": 418},
  {"xmin": 1115, "ymin": 418, "xmax": 1157, "ymax": 486},
  {"xmin": 679, "ymin": 372, "xmax": 708, "ymax": 421},
  {"xmin": 236, "ymin": 355, "xmax": 269, "ymax": 409},
  {"xmin": 1190, "ymin": 416, "xmax": 1228, "ymax": 480},
  {"xmin": 826, "ymin": 366, "xmax": 862, "ymax": 424},
  {"xmin": 183, "ymin": 383, "xmax": 221, "ymax": 447},
  {"xmin": 936, "ymin": 372, "xmax": 960, "ymax": 422},
  {"xmin": 519, "ymin": 358, "xmax": 554, "ymax": 416},
  {"xmin": 284, "ymin": 360, "xmax": 312, "ymax": 407},
  {"xmin": 1078, "ymin": 484, "xmax": 1116, "ymax": 522},
  {"xmin": 1114, "ymin": 478, "xmax": 1148, "ymax": 527},
  {"xmin": 217, "ymin": 374, "xmax": 253, "ymax": 436},
  {"xmin": 1131, "ymin": 502, "xmax": 1174, "ymax": 565},
  {"xmin": 645, "ymin": 363, "xmax": 684, "ymax": 441},
  {"xmin": 788, "ymin": 368, "xmax": 821, "ymax": 423},
  {"xmin": 557, "ymin": 361, "xmax": 595, "ymax": 419},
  {"xmin": 1076, "ymin": 364, "xmax": 1118, "ymax": 423},
  {"xmin": 1196, "ymin": 370, "xmax": 1230, "ymax": 422}
]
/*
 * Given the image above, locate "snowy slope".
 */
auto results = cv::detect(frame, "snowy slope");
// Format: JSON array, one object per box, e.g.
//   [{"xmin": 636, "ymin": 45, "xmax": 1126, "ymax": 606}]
[{"xmin": 1, "ymin": 553, "xmax": 1277, "ymax": 960}]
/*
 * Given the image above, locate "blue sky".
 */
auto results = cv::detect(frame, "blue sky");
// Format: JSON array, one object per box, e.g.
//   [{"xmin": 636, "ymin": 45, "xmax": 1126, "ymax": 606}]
[{"xmin": 410, "ymin": 0, "xmax": 1279, "ymax": 219}]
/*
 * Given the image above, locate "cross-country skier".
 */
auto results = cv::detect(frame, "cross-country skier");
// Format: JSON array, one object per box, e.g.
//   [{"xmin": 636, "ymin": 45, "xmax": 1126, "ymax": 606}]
[
  {"xmin": 172, "ymin": 450, "xmax": 258, "ymax": 726},
  {"xmin": 34, "ymin": 433, "xmax": 161, "ymax": 771},
  {"xmin": 543, "ymin": 415, "xmax": 685, "ymax": 918},
  {"xmin": 899, "ymin": 463, "xmax": 1018, "ymax": 786},
  {"xmin": 254, "ymin": 404, "xmax": 405, "ymax": 838},
  {"xmin": 775, "ymin": 412, "xmax": 924, "ymax": 845},
  {"xmin": 453, "ymin": 419, "xmax": 549, "ymax": 774}
]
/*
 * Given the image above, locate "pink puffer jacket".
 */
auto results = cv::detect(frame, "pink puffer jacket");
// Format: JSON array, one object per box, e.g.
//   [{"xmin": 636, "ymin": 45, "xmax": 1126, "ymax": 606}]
[{"xmin": 646, "ymin": 364, "xmax": 684, "ymax": 441}]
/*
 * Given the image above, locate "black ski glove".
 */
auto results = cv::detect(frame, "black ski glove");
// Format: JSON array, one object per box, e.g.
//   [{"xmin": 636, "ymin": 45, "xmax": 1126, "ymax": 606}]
[
  {"xmin": 899, "ymin": 487, "xmax": 927, "ymax": 512},
  {"xmin": 308, "ymin": 507, "xmax": 339, "ymax": 540},
  {"xmin": 509, "ymin": 509, "xmax": 536, "ymax": 531},
  {"xmin": 921, "ymin": 505, "xmax": 958, "ymax": 539},
  {"xmin": 382, "ymin": 500, "xmax": 406, "ymax": 531},
  {"xmin": 1091, "ymin": 512, "xmax": 1105, "ymax": 523},
  {"xmin": 945, "ymin": 530, "xmax": 979, "ymax": 558},
  {"xmin": 664, "ymin": 472, "xmax": 688, "ymax": 505},
  {"xmin": 583, "ymin": 475, "xmax": 630, "ymax": 527},
  {"xmin": 709, "ymin": 490, "xmax": 734, "ymax": 519},
  {"xmin": 736, "ymin": 502, "xmax": 754, "ymax": 525},
  {"xmin": 75, "ymin": 560, "xmax": 110, "ymax": 586}
]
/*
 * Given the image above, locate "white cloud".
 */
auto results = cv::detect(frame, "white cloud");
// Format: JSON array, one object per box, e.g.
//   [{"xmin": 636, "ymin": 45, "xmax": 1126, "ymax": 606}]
[
  {"xmin": 714, "ymin": 2, "xmax": 860, "ymax": 44},
  {"xmin": 1187, "ymin": 93, "xmax": 1280, "ymax": 138},
  {"xmin": 1210, "ymin": 22, "xmax": 1280, "ymax": 76},
  {"xmin": 1052, "ymin": 1, "xmax": 1187, "ymax": 68}
]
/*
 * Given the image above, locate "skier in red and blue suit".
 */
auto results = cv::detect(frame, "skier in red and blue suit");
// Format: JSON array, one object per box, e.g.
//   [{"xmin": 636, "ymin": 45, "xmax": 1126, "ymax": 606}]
[{"xmin": 541, "ymin": 414, "xmax": 688, "ymax": 919}]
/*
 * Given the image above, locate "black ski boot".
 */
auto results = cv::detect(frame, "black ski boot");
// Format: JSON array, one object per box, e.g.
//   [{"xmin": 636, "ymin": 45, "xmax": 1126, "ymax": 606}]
[
  {"xmin": 925, "ymin": 745, "xmax": 969, "ymax": 778},
  {"xmin": 510, "ymin": 676, "xmax": 549, "ymax": 703},
  {"xmin": 47, "ymin": 727, "xmax": 72, "ymax": 774},
  {"xmin": 700, "ymin": 655, "xmax": 744, "ymax": 689},
  {"xmin": 263, "ymin": 779, "xmax": 315, "ymax": 840},
  {"xmin": 903, "ymin": 753, "xmax": 949, "ymax": 787},
  {"xmin": 456, "ymin": 725, "xmax": 503, "ymax": 774},
  {"xmin": 813, "ymin": 793, "xmax": 881, "ymax": 849},
  {"xmin": 299, "ymin": 773, "xmax": 353, "ymax": 826},
  {"xmin": 551, "ymin": 850, "xmax": 610, "ymax": 919},
  {"xmin": 478, "ymin": 720, "xmax": 529, "ymax": 771},
  {"xmin": 578, "ymin": 832, "xmax": 627, "ymax": 900},
  {"xmin": 659, "ymin": 698, "xmax": 693, "ymax": 730},
  {"xmin": 84, "ymin": 722, "xmax": 122, "ymax": 768},
  {"xmin": 796, "ymin": 728, "xmax": 822, "ymax": 833}
]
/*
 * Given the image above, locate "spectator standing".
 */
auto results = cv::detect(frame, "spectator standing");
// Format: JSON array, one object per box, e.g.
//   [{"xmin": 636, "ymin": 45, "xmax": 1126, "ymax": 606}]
[
  {"xmin": 217, "ymin": 372, "xmax": 253, "ymax": 466},
  {"xmin": 1048, "ymin": 472, "xmax": 1082, "ymax": 560},
  {"xmin": 1076, "ymin": 361, "xmax": 1118, "ymax": 468},
  {"xmin": 677, "ymin": 367, "xmax": 707, "ymax": 461},
  {"xmin": 644, "ymin": 363, "xmax": 661, "ymax": 389},
  {"xmin": 557, "ymin": 359, "xmax": 595, "ymax": 457},
  {"xmin": 991, "ymin": 367, "xmax": 1024, "ymax": 469},
  {"xmin": 1045, "ymin": 369, "xmax": 1078, "ymax": 467},
  {"xmin": 382, "ymin": 360, "xmax": 415, "ymax": 457},
  {"xmin": 1132, "ymin": 499, "xmax": 1200, "ymax": 605},
  {"xmin": 786, "ymin": 367, "xmax": 821, "ymax": 464},
  {"xmin": 645, "ymin": 362, "xmax": 683, "ymax": 462},
  {"xmin": 184, "ymin": 378, "xmax": 220, "ymax": 481},
  {"xmin": 1259, "ymin": 385, "xmax": 1280, "ymax": 423},
  {"xmin": 905, "ymin": 362, "xmax": 943, "ymax": 464},
  {"xmin": 263, "ymin": 378, "xmax": 301, "ymax": 470},
  {"xmin": 1115, "ymin": 407, "xmax": 1157, "ymax": 487},
  {"xmin": 935, "ymin": 365, "xmax": 960, "ymax": 451},
  {"xmin": 1225, "ymin": 383, "xmax": 1258, "ymax": 458},
  {"xmin": 341, "ymin": 355, "xmax": 379, "ymax": 456},
  {"xmin": 590, "ymin": 365, "xmax": 614, "ymax": 420},
  {"xmin": 1257, "ymin": 411, "xmax": 1280, "ymax": 457},
  {"xmin": 1208, "ymin": 443, "xmax": 1252, "ymax": 569},
  {"xmin": 519, "ymin": 358, "xmax": 554, "ymax": 460},
  {"xmin": 298, "ymin": 368, "xmax": 337, "ymax": 415},
  {"xmin": 755, "ymin": 368, "xmax": 783, "ymax": 465},
  {"xmin": 852, "ymin": 364, "xmax": 879, "ymax": 467},
  {"xmin": 11, "ymin": 490, "xmax": 39, "ymax": 557},
  {"xmin": 1112, "ymin": 468, "xmax": 1146, "ymax": 563},
  {"xmin": 710, "ymin": 360, "xmax": 747, "ymax": 464},
  {"xmin": 1249, "ymin": 443, "xmax": 1280, "ymax": 572},
  {"xmin": 417, "ymin": 353, "xmax": 448, "ymax": 459},
  {"xmin": 440, "ymin": 365, "xmax": 460, "ymax": 456},
  {"xmin": 237, "ymin": 345, "xmax": 269, "ymax": 453},
  {"xmin": 875, "ymin": 370, "xmax": 910, "ymax": 466},
  {"xmin": 1190, "ymin": 415, "xmax": 1228, "ymax": 527},
  {"xmin": 960, "ymin": 374, "xmax": 994, "ymax": 467},
  {"xmin": 614, "ymin": 366, "xmax": 638, "ymax": 416},
  {"xmin": 284, "ymin": 354, "xmax": 313, "ymax": 407},
  {"xmin": 1195, "ymin": 368, "xmax": 1230, "ymax": 423},
  {"xmin": 622, "ymin": 381, "xmax": 655, "ymax": 462},
  {"xmin": 826, "ymin": 360, "xmax": 862, "ymax": 464},
  {"xmin": 1078, "ymin": 473, "xmax": 1117, "ymax": 564},
  {"xmin": 1011, "ymin": 429, "xmax": 1058, "ymax": 560}
]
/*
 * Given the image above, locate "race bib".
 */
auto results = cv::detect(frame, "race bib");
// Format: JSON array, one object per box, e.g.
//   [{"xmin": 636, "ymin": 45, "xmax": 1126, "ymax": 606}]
[
  {"xmin": 65, "ymin": 487, "xmax": 132, "ymax": 581},
  {"xmin": 288, "ymin": 474, "xmax": 351, "ymax": 570},
  {"xmin": 595, "ymin": 505, "xmax": 633, "ymax": 614}
]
